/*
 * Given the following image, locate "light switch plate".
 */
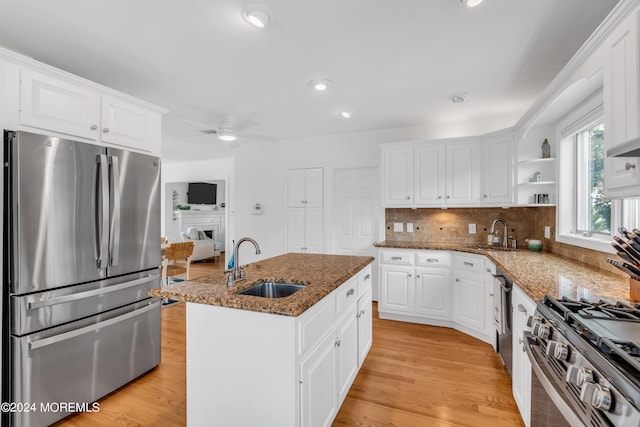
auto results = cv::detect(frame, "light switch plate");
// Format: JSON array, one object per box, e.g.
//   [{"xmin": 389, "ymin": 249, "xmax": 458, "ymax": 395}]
[
  {"xmin": 407, "ymin": 223, "xmax": 414, "ymax": 233},
  {"xmin": 544, "ymin": 226, "xmax": 551, "ymax": 239},
  {"xmin": 469, "ymin": 224, "xmax": 476, "ymax": 234},
  {"xmin": 393, "ymin": 222, "xmax": 403, "ymax": 232}
]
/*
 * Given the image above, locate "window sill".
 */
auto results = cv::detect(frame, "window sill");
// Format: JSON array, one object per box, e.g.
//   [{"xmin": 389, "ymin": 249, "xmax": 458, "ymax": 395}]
[{"xmin": 556, "ymin": 233, "xmax": 614, "ymax": 254}]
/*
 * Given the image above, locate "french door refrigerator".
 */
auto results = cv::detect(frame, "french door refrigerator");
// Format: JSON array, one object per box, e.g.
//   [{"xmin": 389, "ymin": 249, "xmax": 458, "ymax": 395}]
[{"xmin": 2, "ymin": 130, "xmax": 162, "ymax": 427}]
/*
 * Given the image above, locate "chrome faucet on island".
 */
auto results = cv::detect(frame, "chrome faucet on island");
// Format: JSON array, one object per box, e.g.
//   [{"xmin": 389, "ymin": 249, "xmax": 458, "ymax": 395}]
[{"xmin": 226, "ymin": 237, "xmax": 262, "ymax": 287}]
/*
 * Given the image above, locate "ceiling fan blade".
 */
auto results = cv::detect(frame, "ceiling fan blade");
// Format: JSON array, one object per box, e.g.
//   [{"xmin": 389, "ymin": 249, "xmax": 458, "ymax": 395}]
[
  {"xmin": 177, "ymin": 118, "xmax": 216, "ymax": 129},
  {"xmin": 199, "ymin": 129, "xmax": 218, "ymax": 135},
  {"xmin": 232, "ymin": 119, "xmax": 258, "ymax": 132},
  {"xmin": 177, "ymin": 133, "xmax": 216, "ymax": 140},
  {"xmin": 242, "ymin": 133, "xmax": 279, "ymax": 142}
]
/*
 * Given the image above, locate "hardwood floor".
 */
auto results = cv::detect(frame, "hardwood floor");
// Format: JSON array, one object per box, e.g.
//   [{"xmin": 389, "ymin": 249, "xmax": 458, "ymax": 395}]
[{"xmin": 56, "ymin": 260, "xmax": 523, "ymax": 427}]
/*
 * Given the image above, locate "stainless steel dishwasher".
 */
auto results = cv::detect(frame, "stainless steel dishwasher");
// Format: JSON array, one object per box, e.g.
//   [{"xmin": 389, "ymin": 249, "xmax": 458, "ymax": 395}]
[{"xmin": 492, "ymin": 268, "xmax": 513, "ymax": 376}]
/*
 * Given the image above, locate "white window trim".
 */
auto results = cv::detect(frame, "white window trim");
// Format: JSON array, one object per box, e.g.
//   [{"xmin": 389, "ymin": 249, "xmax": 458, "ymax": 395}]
[{"xmin": 556, "ymin": 89, "xmax": 615, "ymax": 254}]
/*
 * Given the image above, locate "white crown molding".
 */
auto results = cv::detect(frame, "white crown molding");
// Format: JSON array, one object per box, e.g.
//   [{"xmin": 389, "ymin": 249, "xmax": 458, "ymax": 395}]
[{"xmin": 514, "ymin": 0, "xmax": 640, "ymax": 141}]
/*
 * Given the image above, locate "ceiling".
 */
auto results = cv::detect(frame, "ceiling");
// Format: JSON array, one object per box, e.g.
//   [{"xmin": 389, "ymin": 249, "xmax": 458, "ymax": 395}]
[{"xmin": 0, "ymin": 0, "xmax": 619, "ymax": 161}]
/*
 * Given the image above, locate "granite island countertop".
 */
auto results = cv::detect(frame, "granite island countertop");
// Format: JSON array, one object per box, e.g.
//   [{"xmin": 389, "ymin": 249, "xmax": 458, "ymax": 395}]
[
  {"xmin": 374, "ymin": 240, "xmax": 634, "ymax": 304},
  {"xmin": 149, "ymin": 253, "xmax": 374, "ymax": 316}
]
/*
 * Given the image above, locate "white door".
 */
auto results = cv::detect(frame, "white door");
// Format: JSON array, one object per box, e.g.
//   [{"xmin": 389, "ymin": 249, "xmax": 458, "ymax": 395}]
[
  {"xmin": 379, "ymin": 266, "xmax": 414, "ymax": 313},
  {"xmin": 446, "ymin": 142, "xmax": 481, "ymax": 205},
  {"xmin": 287, "ymin": 208, "xmax": 305, "ymax": 252},
  {"xmin": 101, "ymin": 95, "xmax": 157, "ymax": 152},
  {"xmin": 333, "ymin": 168, "xmax": 380, "ymax": 299},
  {"xmin": 453, "ymin": 271, "xmax": 485, "ymax": 332},
  {"xmin": 304, "ymin": 208, "xmax": 324, "ymax": 253},
  {"xmin": 336, "ymin": 308, "xmax": 359, "ymax": 403},
  {"xmin": 414, "ymin": 267, "xmax": 451, "ymax": 319},
  {"xmin": 300, "ymin": 331, "xmax": 337, "ymax": 427},
  {"xmin": 305, "ymin": 168, "xmax": 324, "ymax": 208},
  {"xmin": 287, "ymin": 169, "xmax": 306, "ymax": 207},
  {"xmin": 357, "ymin": 289, "xmax": 373, "ymax": 366},
  {"xmin": 483, "ymin": 137, "xmax": 513, "ymax": 204},
  {"xmin": 414, "ymin": 144, "xmax": 445, "ymax": 205}
]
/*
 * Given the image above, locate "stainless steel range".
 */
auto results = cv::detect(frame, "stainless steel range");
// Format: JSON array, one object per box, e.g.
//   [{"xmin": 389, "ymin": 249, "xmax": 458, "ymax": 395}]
[{"xmin": 524, "ymin": 296, "xmax": 640, "ymax": 427}]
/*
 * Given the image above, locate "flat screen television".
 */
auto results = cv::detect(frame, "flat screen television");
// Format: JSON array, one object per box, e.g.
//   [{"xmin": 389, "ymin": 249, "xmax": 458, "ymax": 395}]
[{"xmin": 187, "ymin": 182, "xmax": 217, "ymax": 205}]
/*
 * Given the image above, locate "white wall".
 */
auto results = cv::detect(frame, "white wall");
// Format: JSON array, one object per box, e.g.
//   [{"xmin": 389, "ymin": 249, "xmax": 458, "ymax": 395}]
[
  {"xmin": 232, "ymin": 127, "xmax": 430, "ymax": 264},
  {"xmin": 161, "ymin": 158, "xmax": 234, "ymax": 253}
]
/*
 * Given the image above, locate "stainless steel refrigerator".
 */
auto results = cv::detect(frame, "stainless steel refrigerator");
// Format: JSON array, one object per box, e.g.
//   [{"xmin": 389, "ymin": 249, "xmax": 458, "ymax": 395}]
[{"xmin": 2, "ymin": 130, "xmax": 162, "ymax": 427}]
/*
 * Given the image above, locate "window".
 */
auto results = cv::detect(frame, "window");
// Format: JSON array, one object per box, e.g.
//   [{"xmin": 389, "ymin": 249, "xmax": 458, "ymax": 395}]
[
  {"xmin": 557, "ymin": 93, "xmax": 640, "ymax": 251},
  {"xmin": 575, "ymin": 122, "xmax": 610, "ymax": 236}
]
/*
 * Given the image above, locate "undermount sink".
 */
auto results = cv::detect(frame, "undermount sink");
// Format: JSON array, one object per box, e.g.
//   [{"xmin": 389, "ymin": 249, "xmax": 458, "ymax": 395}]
[{"xmin": 236, "ymin": 282, "xmax": 306, "ymax": 298}]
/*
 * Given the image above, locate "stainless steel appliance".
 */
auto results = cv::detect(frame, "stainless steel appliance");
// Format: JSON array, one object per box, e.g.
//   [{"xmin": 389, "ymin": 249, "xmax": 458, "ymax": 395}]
[
  {"xmin": 2, "ymin": 130, "xmax": 162, "ymax": 427},
  {"xmin": 524, "ymin": 295, "xmax": 640, "ymax": 427},
  {"xmin": 492, "ymin": 269, "xmax": 512, "ymax": 375}
]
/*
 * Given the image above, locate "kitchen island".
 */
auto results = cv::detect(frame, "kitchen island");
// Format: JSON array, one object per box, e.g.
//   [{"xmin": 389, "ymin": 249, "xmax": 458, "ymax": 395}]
[{"xmin": 150, "ymin": 253, "xmax": 374, "ymax": 427}]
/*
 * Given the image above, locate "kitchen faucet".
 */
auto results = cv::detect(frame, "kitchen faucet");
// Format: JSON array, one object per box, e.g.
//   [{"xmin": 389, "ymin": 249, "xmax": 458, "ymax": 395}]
[
  {"xmin": 227, "ymin": 237, "xmax": 262, "ymax": 287},
  {"xmin": 490, "ymin": 218, "xmax": 509, "ymax": 248}
]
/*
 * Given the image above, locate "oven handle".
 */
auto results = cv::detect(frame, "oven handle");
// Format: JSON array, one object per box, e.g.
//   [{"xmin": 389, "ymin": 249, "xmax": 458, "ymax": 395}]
[{"xmin": 523, "ymin": 332, "xmax": 584, "ymax": 427}]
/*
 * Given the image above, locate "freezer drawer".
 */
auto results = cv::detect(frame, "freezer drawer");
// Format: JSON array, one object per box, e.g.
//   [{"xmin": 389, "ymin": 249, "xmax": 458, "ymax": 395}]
[
  {"xmin": 11, "ymin": 270, "xmax": 160, "ymax": 336},
  {"xmin": 11, "ymin": 299, "xmax": 161, "ymax": 427}
]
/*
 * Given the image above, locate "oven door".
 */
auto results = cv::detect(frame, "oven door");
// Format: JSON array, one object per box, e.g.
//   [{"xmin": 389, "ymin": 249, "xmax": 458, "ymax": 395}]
[{"xmin": 523, "ymin": 333, "xmax": 581, "ymax": 427}]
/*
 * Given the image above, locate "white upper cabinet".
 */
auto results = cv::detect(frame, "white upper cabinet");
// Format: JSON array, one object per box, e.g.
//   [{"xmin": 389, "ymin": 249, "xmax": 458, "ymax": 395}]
[
  {"xmin": 20, "ymin": 68, "xmax": 101, "ymax": 140},
  {"xmin": 382, "ymin": 146, "xmax": 414, "ymax": 206},
  {"xmin": 101, "ymin": 95, "xmax": 160, "ymax": 153},
  {"xmin": 287, "ymin": 167, "xmax": 324, "ymax": 253},
  {"xmin": 10, "ymin": 60, "xmax": 165, "ymax": 155},
  {"xmin": 446, "ymin": 142, "xmax": 481, "ymax": 205},
  {"xmin": 483, "ymin": 136, "xmax": 513, "ymax": 204},
  {"xmin": 382, "ymin": 139, "xmax": 493, "ymax": 207},
  {"xmin": 414, "ymin": 144, "xmax": 445, "ymax": 205},
  {"xmin": 604, "ymin": 6, "xmax": 640, "ymax": 196}
]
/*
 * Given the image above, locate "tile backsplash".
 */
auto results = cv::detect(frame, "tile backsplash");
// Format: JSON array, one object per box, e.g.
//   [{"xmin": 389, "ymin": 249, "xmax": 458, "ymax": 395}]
[{"xmin": 384, "ymin": 206, "xmax": 624, "ymax": 277}]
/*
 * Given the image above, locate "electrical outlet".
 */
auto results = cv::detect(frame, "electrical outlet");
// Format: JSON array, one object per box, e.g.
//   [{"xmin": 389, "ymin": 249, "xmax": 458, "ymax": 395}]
[
  {"xmin": 407, "ymin": 223, "xmax": 414, "ymax": 233},
  {"xmin": 469, "ymin": 224, "xmax": 476, "ymax": 234},
  {"xmin": 393, "ymin": 222, "xmax": 403, "ymax": 232},
  {"xmin": 544, "ymin": 226, "xmax": 551, "ymax": 239}
]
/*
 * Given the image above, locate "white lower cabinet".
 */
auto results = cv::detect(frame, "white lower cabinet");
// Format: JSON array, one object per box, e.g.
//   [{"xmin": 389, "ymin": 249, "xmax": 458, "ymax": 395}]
[
  {"xmin": 511, "ymin": 285, "xmax": 536, "ymax": 427},
  {"xmin": 378, "ymin": 249, "xmax": 490, "ymax": 344},
  {"xmin": 336, "ymin": 305, "xmax": 359, "ymax": 402},
  {"xmin": 300, "ymin": 331, "xmax": 338, "ymax": 427},
  {"xmin": 357, "ymin": 287, "xmax": 373, "ymax": 365}
]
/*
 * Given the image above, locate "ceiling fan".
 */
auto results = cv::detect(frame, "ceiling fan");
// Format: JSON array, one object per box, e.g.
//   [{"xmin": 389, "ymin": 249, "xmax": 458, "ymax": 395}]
[{"xmin": 178, "ymin": 115, "xmax": 278, "ymax": 146}]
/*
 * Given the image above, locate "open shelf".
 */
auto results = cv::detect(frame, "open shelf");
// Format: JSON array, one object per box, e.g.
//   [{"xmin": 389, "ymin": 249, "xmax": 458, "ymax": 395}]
[
  {"xmin": 518, "ymin": 181, "xmax": 556, "ymax": 185},
  {"xmin": 518, "ymin": 157, "xmax": 556, "ymax": 165}
]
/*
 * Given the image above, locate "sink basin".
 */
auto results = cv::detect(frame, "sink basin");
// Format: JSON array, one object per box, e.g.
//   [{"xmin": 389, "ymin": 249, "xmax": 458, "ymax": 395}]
[{"xmin": 236, "ymin": 282, "xmax": 306, "ymax": 298}]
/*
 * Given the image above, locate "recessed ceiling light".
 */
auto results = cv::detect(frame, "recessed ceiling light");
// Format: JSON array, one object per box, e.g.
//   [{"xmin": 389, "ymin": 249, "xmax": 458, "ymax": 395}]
[
  {"xmin": 339, "ymin": 111, "xmax": 352, "ymax": 119},
  {"xmin": 241, "ymin": 6, "xmax": 271, "ymax": 28},
  {"xmin": 461, "ymin": 0, "xmax": 483, "ymax": 7},
  {"xmin": 450, "ymin": 93, "xmax": 468, "ymax": 104},
  {"xmin": 309, "ymin": 79, "xmax": 331, "ymax": 91},
  {"xmin": 217, "ymin": 129, "xmax": 237, "ymax": 142}
]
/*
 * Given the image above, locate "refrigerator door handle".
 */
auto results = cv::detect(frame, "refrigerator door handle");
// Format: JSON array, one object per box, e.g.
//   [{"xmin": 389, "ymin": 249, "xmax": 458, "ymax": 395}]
[
  {"xmin": 27, "ymin": 273, "xmax": 160, "ymax": 309},
  {"xmin": 28, "ymin": 301, "xmax": 159, "ymax": 350},
  {"xmin": 96, "ymin": 154, "xmax": 110, "ymax": 269},
  {"xmin": 109, "ymin": 155, "xmax": 121, "ymax": 266}
]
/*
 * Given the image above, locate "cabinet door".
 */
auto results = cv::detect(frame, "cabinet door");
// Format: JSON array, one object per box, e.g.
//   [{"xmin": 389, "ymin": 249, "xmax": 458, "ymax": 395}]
[
  {"xmin": 101, "ymin": 95, "xmax": 158, "ymax": 153},
  {"xmin": 512, "ymin": 312, "xmax": 532, "ymax": 426},
  {"xmin": 336, "ymin": 307, "xmax": 359, "ymax": 403},
  {"xmin": 305, "ymin": 168, "xmax": 324, "ymax": 208},
  {"xmin": 453, "ymin": 270, "xmax": 485, "ymax": 332},
  {"xmin": 414, "ymin": 144, "xmax": 445, "ymax": 205},
  {"xmin": 604, "ymin": 10, "xmax": 640, "ymax": 196},
  {"xmin": 287, "ymin": 208, "xmax": 305, "ymax": 252},
  {"xmin": 357, "ymin": 288, "xmax": 373, "ymax": 366},
  {"xmin": 20, "ymin": 68, "xmax": 100, "ymax": 140},
  {"xmin": 304, "ymin": 208, "xmax": 324, "ymax": 254},
  {"xmin": 446, "ymin": 142, "xmax": 481, "ymax": 205},
  {"xmin": 382, "ymin": 147, "xmax": 414, "ymax": 206},
  {"xmin": 415, "ymin": 267, "xmax": 451, "ymax": 319},
  {"xmin": 287, "ymin": 169, "xmax": 306, "ymax": 207},
  {"xmin": 483, "ymin": 137, "xmax": 513, "ymax": 204},
  {"xmin": 379, "ymin": 265, "xmax": 414, "ymax": 313},
  {"xmin": 300, "ymin": 331, "xmax": 337, "ymax": 427}
]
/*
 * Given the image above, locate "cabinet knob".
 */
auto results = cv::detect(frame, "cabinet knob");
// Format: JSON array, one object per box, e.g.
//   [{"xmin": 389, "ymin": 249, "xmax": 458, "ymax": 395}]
[
  {"xmin": 626, "ymin": 162, "xmax": 637, "ymax": 171},
  {"xmin": 446, "ymin": 196, "xmax": 450, "ymax": 199},
  {"xmin": 437, "ymin": 196, "xmax": 442, "ymax": 199},
  {"xmin": 90, "ymin": 125, "xmax": 98, "ymax": 130},
  {"xmin": 102, "ymin": 128, "xmax": 110, "ymax": 133},
  {"xmin": 455, "ymin": 278, "xmax": 460, "ymax": 282},
  {"xmin": 407, "ymin": 274, "xmax": 412, "ymax": 278},
  {"xmin": 406, "ymin": 196, "xmax": 411, "ymax": 200},
  {"xmin": 483, "ymin": 194, "xmax": 488, "ymax": 198},
  {"xmin": 416, "ymin": 274, "xmax": 421, "ymax": 278},
  {"xmin": 517, "ymin": 304, "xmax": 528, "ymax": 315},
  {"xmin": 346, "ymin": 288, "xmax": 355, "ymax": 297}
]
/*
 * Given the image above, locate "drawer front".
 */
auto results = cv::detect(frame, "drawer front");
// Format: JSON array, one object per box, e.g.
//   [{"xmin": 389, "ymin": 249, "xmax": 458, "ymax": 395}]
[
  {"xmin": 298, "ymin": 293, "xmax": 336, "ymax": 356},
  {"xmin": 454, "ymin": 254, "xmax": 485, "ymax": 274},
  {"xmin": 357, "ymin": 265, "xmax": 372, "ymax": 296},
  {"xmin": 336, "ymin": 277, "xmax": 358, "ymax": 318},
  {"xmin": 416, "ymin": 251, "xmax": 450, "ymax": 267},
  {"xmin": 512, "ymin": 284, "xmax": 536, "ymax": 325},
  {"xmin": 380, "ymin": 250, "xmax": 414, "ymax": 265}
]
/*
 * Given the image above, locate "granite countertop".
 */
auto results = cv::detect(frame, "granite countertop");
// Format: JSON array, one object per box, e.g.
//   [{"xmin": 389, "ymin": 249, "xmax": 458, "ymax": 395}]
[
  {"xmin": 149, "ymin": 253, "xmax": 374, "ymax": 316},
  {"xmin": 374, "ymin": 240, "xmax": 634, "ymax": 304}
]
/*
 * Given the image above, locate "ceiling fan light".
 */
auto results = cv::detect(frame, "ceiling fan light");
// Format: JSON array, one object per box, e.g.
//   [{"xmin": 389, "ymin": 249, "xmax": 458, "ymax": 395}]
[
  {"xmin": 246, "ymin": 10, "xmax": 269, "ymax": 28},
  {"xmin": 217, "ymin": 129, "xmax": 237, "ymax": 142},
  {"xmin": 462, "ymin": 0, "xmax": 483, "ymax": 7},
  {"xmin": 309, "ymin": 79, "xmax": 330, "ymax": 91},
  {"xmin": 340, "ymin": 111, "xmax": 352, "ymax": 119}
]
